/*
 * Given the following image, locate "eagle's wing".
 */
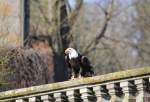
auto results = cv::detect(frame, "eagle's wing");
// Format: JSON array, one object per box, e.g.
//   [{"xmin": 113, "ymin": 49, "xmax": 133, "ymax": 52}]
[
  {"xmin": 65, "ymin": 55, "xmax": 72, "ymax": 78},
  {"xmin": 65, "ymin": 55, "xmax": 71, "ymax": 68},
  {"xmin": 80, "ymin": 55, "xmax": 94, "ymax": 76},
  {"xmin": 81, "ymin": 56, "xmax": 90, "ymax": 66}
]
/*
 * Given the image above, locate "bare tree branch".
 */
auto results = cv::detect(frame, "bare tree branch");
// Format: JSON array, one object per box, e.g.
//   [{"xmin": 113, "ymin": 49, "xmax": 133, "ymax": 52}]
[
  {"xmin": 101, "ymin": 41, "xmax": 123, "ymax": 70},
  {"xmin": 34, "ymin": 0, "xmax": 52, "ymax": 25},
  {"xmin": 110, "ymin": 0, "xmax": 140, "ymax": 19},
  {"xmin": 83, "ymin": 0, "xmax": 115, "ymax": 55},
  {"xmin": 68, "ymin": 0, "xmax": 83, "ymax": 26}
]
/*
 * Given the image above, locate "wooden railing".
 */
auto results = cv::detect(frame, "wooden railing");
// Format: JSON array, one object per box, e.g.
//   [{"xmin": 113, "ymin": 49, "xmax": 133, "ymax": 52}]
[{"xmin": 0, "ymin": 67, "xmax": 150, "ymax": 102}]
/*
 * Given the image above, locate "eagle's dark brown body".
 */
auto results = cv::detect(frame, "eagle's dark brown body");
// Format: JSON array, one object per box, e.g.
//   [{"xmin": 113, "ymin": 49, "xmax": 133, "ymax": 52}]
[{"xmin": 65, "ymin": 54, "xmax": 94, "ymax": 79}]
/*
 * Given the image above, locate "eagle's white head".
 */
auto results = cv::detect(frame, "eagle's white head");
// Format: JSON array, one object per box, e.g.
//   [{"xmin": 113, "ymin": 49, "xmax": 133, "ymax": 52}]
[{"xmin": 65, "ymin": 48, "xmax": 78, "ymax": 59}]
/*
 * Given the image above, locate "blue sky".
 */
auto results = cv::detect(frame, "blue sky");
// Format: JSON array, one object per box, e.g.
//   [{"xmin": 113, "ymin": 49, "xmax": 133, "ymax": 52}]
[
  {"xmin": 68, "ymin": 0, "xmax": 97, "ymax": 8},
  {"xmin": 68, "ymin": 0, "xmax": 75, "ymax": 7},
  {"xmin": 84, "ymin": 0, "xmax": 97, "ymax": 3},
  {"xmin": 68, "ymin": 0, "xmax": 133, "ymax": 7}
]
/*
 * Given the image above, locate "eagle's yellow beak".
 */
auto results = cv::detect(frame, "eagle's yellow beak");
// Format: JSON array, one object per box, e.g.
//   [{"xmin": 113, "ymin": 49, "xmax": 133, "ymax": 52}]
[{"xmin": 65, "ymin": 48, "xmax": 69, "ymax": 54}]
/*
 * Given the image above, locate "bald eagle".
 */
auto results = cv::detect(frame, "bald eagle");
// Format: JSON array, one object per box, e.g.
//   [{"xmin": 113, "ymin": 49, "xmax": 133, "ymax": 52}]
[{"xmin": 65, "ymin": 48, "xmax": 94, "ymax": 80}]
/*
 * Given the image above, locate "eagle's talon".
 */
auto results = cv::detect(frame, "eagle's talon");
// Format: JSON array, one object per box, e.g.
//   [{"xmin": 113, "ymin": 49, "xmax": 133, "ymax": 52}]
[
  {"xmin": 71, "ymin": 75, "xmax": 75, "ymax": 80},
  {"xmin": 78, "ymin": 75, "xmax": 82, "ymax": 78}
]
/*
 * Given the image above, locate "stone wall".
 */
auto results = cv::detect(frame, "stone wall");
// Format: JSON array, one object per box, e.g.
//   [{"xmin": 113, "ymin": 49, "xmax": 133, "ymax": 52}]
[
  {"xmin": 0, "ymin": 0, "xmax": 24, "ymax": 47},
  {"xmin": 0, "ymin": 67, "xmax": 150, "ymax": 102}
]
